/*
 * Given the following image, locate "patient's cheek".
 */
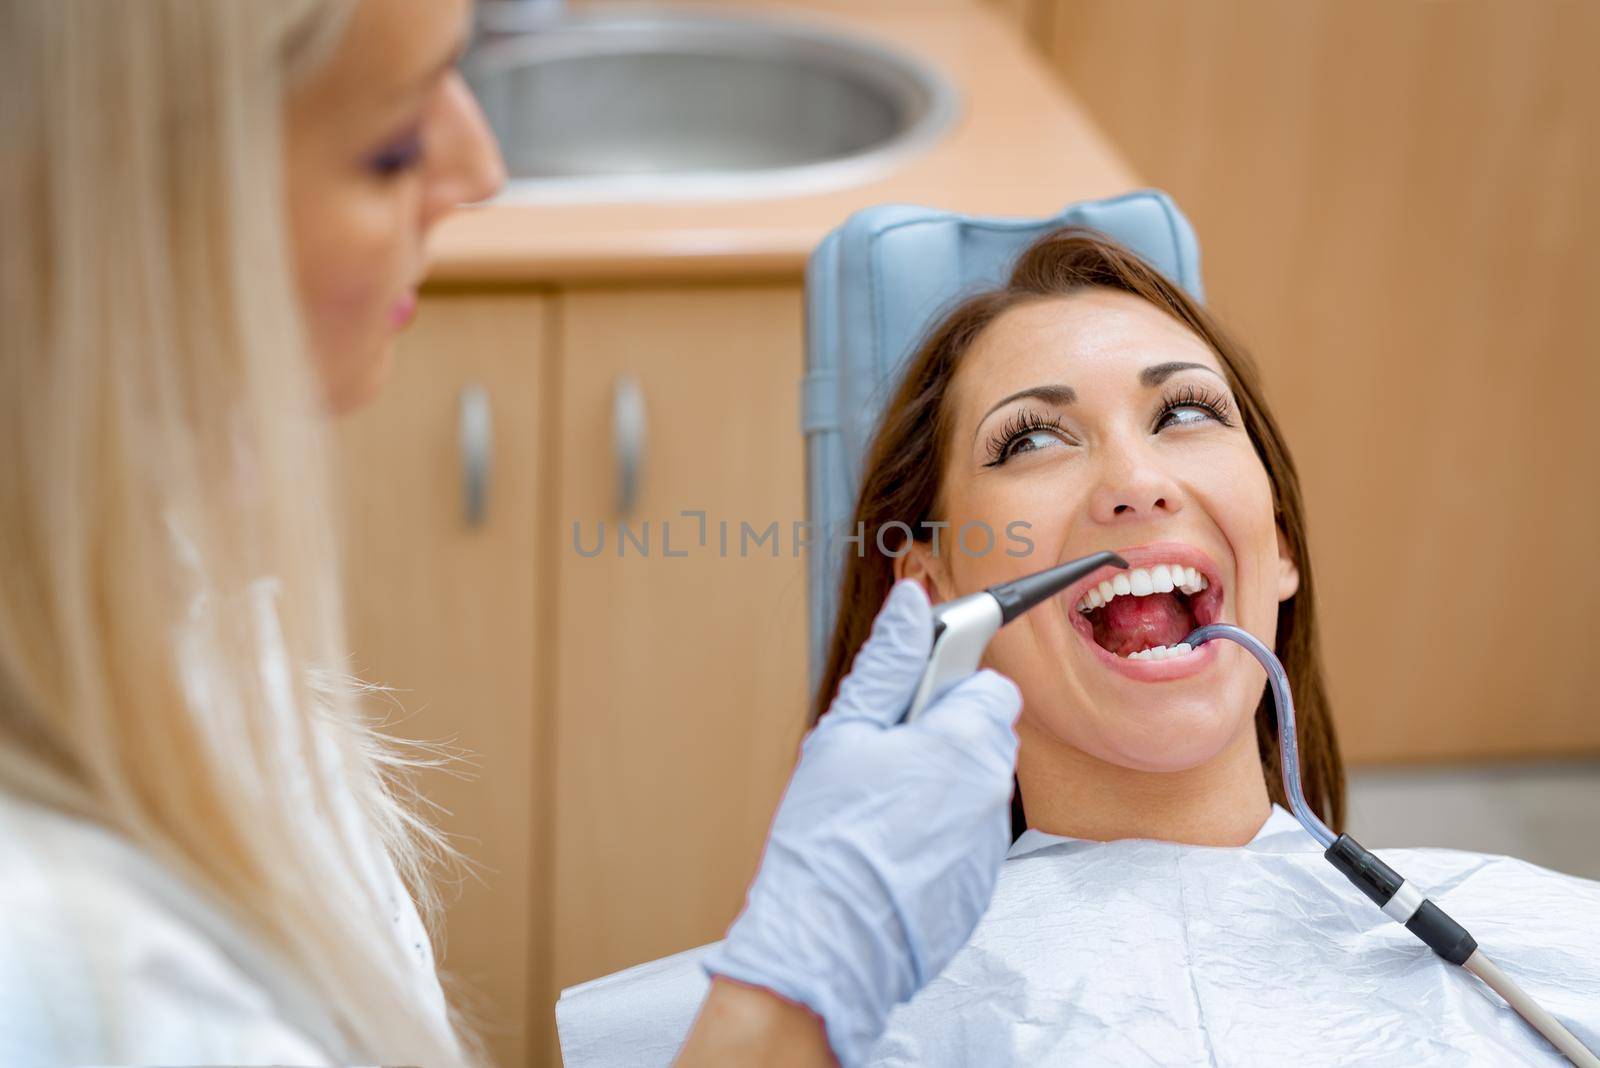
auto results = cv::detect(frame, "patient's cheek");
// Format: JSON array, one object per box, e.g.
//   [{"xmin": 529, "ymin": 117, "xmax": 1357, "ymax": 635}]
[{"xmin": 984, "ymin": 628, "xmax": 1063, "ymax": 714}]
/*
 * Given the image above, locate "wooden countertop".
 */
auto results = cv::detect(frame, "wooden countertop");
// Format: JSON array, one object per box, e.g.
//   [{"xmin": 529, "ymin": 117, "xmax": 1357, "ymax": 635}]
[{"xmin": 426, "ymin": 0, "xmax": 1141, "ymax": 285}]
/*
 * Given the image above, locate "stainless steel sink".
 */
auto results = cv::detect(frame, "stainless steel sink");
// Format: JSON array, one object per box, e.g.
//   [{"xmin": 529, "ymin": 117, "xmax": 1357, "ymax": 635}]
[{"xmin": 465, "ymin": 4, "xmax": 960, "ymax": 202}]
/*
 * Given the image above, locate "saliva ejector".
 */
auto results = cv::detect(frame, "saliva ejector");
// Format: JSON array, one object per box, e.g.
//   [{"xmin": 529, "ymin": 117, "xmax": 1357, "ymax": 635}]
[
  {"xmin": 897, "ymin": 552, "xmax": 1597, "ymax": 1066},
  {"xmin": 1186, "ymin": 623, "xmax": 1598, "ymax": 1068}
]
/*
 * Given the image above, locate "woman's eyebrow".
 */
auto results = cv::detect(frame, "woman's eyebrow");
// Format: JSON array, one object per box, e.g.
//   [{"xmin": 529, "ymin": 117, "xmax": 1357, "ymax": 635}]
[
  {"xmin": 1140, "ymin": 361, "xmax": 1228, "ymax": 387},
  {"xmin": 973, "ymin": 384, "xmax": 1076, "ymax": 443},
  {"xmin": 397, "ymin": 29, "xmax": 469, "ymax": 101}
]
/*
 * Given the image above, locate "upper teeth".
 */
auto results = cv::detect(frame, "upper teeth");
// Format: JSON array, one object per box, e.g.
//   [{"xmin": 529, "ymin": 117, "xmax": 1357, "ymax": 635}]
[{"xmin": 1075, "ymin": 564, "xmax": 1208, "ymax": 613}]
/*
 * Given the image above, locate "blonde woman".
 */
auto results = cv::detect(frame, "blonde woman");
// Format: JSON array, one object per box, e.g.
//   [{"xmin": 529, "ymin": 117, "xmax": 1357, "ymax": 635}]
[{"xmin": 0, "ymin": 2, "xmax": 1025, "ymax": 1065}]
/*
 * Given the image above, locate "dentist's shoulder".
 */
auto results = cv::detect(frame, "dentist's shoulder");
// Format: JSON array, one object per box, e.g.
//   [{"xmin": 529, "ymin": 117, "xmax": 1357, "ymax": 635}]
[{"xmin": 0, "ymin": 789, "xmax": 338, "ymax": 1066}]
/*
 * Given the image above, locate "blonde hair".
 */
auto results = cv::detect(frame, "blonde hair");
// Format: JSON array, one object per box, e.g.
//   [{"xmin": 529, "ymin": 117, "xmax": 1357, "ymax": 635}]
[{"xmin": 0, "ymin": 2, "xmax": 470, "ymax": 1062}]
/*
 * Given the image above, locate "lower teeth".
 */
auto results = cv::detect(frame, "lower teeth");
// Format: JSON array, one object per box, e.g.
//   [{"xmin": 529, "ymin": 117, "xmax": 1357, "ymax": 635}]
[{"xmin": 1126, "ymin": 642, "xmax": 1194, "ymax": 662}]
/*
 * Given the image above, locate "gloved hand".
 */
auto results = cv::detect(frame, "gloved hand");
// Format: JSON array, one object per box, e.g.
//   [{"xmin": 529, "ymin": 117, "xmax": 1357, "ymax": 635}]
[{"xmin": 702, "ymin": 579, "xmax": 1023, "ymax": 1067}]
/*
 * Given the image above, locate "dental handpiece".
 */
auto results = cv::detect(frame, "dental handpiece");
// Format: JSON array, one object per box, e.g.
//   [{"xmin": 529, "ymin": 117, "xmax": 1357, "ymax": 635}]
[
  {"xmin": 901, "ymin": 551, "xmax": 1128, "ymax": 723},
  {"xmin": 1185, "ymin": 623, "xmax": 1600, "ymax": 1068}
]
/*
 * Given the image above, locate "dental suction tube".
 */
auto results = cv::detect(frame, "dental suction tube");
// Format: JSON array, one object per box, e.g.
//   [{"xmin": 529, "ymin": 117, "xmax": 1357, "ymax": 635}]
[
  {"xmin": 901, "ymin": 550, "xmax": 1128, "ymax": 723},
  {"xmin": 1185, "ymin": 623, "xmax": 1600, "ymax": 1068},
  {"xmin": 1184, "ymin": 623, "xmax": 1334, "ymax": 847}
]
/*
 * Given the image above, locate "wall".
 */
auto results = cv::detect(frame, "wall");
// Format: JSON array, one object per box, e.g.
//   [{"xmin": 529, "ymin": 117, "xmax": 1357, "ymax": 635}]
[{"xmin": 987, "ymin": 0, "xmax": 1600, "ymax": 764}]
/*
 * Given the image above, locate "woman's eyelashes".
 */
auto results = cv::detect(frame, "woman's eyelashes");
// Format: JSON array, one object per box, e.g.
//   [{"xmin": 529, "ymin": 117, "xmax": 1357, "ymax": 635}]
[
  {"xmin": 981, "ymin": 384, "xmax": 1237, "ymax": 467},
  {"xmin": 983, "ymin": 406, "xmax": 1071, "ymax": 467},
  {"xmin": 1153, "ymin": 383, "xmax": 1235, "ymax": 431},
  {"xmin": 365, "ymin": 126, "xmax": 425, "ymax": 178}
]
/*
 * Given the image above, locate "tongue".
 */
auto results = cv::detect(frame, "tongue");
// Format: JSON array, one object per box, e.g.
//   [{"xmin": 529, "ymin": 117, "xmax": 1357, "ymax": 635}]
[{"xmin": 1090, "ymin": 592, "xmax": 1194, "ymax": 657}]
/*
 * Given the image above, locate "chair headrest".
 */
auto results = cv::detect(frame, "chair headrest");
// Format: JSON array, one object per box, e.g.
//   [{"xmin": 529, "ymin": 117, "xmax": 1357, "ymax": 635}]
[{"xmin": 801, "ymin": 189, "xmax": 1205, "ymax": 689}]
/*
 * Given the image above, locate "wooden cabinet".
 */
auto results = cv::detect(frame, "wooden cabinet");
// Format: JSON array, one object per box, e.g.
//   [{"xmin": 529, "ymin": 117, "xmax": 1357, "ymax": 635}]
[
  {"xmin": 337, "ymin": 283, "xmax": 808, "ymax": 1066},
  {"xmin": 550, "ymin": 284, "xmax": 809, "ymax": 995}
]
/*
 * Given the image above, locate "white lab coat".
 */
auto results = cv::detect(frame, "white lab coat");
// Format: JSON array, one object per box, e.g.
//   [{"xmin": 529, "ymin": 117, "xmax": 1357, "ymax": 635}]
[
  {"xmin": 0, "ymin": 784, "xmax": 448, "ymax": 1067},
  {"xmin": 0, "ymin": 572, "xmax": 449, "ymax": 1066}
]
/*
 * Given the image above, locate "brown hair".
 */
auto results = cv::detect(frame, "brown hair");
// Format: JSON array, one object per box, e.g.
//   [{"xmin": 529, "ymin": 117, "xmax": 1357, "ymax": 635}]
[{"xmin": 811, "ymin": 228, "xmax": 1345, "ymax": 837}]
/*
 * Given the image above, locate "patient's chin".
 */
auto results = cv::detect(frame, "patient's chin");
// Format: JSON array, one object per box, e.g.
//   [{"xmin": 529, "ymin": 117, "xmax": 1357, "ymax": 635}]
[
  {"xmin": 1104, "ymin": 728, "xmax": 1239, "ymax": 775},
  {"xmin": 1033, "ymin": 697, "xmax": 1249, "ymax": 775}
]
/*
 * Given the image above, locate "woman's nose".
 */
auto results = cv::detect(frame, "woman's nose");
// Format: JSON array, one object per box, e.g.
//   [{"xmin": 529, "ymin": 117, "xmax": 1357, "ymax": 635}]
[
  {"xmin": 1085, "ymin": 447, "xmax": 1185, "ymax": 524},
  {"xmin": 421, "ymin": 73, "xmax": 506, "ymax": 230}
]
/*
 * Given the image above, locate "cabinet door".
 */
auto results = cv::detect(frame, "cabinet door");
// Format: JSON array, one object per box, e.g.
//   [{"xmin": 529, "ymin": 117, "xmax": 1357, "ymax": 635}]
[
  {"xmin": 336, "ymin": 293, "xmax": 550, "ymax": 1068},
  {"xmin": 552, "ymin": 284, "xmax": 810, "ymax": 1000}
]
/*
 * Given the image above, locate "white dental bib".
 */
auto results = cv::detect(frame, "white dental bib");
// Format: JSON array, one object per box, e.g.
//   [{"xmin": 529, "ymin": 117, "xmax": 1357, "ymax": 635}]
[{"xmin": 557, "ymin": 804, "xmax": 1600, "ymax": 1066}]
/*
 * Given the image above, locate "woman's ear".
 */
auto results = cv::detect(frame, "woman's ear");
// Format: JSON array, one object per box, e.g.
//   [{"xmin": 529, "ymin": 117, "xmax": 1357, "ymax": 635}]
[
  {"xmin": 1275, "ymin": 525, "xmax": 1301, "ymax": 602},
  {"xmin": 894, "ymin": 536, "xmax": 955, "ymax": 606}
]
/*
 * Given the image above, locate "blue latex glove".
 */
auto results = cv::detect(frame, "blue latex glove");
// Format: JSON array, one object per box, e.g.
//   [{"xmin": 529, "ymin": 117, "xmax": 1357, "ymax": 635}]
[{"xmin": 702, "ymin": 579, "xmax": 1023, "ymax": 1067}]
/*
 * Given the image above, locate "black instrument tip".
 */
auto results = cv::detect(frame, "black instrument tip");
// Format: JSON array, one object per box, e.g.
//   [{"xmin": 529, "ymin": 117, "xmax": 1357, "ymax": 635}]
[{"xmin": 991, "ymin": 550, "xmax": 1130, "ymax": 626}]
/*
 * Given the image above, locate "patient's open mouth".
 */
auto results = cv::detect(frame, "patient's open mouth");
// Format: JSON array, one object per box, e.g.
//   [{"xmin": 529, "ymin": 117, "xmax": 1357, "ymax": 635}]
[{"xmin": 1074, "ymin": 562, "xmax": 1224, "ymax": 661}]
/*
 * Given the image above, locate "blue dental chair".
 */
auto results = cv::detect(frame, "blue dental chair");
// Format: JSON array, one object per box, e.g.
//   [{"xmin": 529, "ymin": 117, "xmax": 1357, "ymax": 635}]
[{"xmin": 802, "ymin": 189, "xmax": 1207, "ymax": 691}]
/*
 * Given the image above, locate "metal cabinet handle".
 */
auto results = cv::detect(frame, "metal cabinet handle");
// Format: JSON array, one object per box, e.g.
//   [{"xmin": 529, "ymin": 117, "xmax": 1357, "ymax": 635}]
[
  {"xmin": 459, "ymin": 382, "xmax": 492, "ymax": 527},
  {"xmin": 613, "ymin": 375, "xmax": 646, "ymax": 517}
]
